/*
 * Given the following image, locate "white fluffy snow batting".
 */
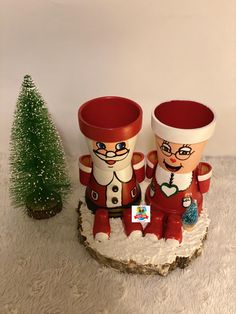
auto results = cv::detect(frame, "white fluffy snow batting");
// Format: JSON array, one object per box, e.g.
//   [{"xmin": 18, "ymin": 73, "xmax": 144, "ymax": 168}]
[{"xmin": 78, "ymin": 182, "xmax": 210, "ymax": 276}]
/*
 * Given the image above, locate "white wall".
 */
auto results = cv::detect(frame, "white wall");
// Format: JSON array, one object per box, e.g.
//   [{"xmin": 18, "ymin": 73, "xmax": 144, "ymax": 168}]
[{"xmin": 1, "ymin": 0, "xmax": 235, "ymax": 157}]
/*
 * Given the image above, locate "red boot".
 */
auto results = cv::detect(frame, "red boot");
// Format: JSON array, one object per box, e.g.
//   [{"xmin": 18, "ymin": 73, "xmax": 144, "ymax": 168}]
[
  {"xmin": 122, "ymin": 208, "xmax": 143, "ymax": 238},
  {"xmin": 144, "ymin": 210, "xmax": 164, "ymax": 239},
  {"xmin": 93, "ymin": 208, "xmax": 111, "ymax": 241},
  {"xmin": 165, "ymin": 214, "xmax": 182, "ymax": 243}
]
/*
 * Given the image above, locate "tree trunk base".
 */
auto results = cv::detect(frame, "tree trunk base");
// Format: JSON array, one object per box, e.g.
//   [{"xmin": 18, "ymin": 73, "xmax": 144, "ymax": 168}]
[{"xmin": 26, "ymin": 192, "xmax": 62, "ymax": 220}]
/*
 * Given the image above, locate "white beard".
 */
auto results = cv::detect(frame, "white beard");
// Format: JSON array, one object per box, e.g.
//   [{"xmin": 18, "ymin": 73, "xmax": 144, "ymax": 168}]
[
  {"xmin": 155, "ymin": 164, "xmax": 193, "ymax": 191},
  {"xmin": 93, "ymin": 164, "xmax": 133, "ymax": 185}
]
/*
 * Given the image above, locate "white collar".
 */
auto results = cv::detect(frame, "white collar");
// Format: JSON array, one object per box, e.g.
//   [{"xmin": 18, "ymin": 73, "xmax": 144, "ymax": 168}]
[
  {"xmin": 93, "ymin": 164, "xmax": 133, "ymax": 185},
  {"xmin": 155, "ymin": 164, "xmax": 193, "ymax": 191}
]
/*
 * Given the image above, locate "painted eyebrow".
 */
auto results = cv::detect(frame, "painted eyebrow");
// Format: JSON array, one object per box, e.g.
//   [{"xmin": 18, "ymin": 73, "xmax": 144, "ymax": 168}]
[{"xmin": 163, "ymin": 140, "xmax": 170, "ymax": 145}]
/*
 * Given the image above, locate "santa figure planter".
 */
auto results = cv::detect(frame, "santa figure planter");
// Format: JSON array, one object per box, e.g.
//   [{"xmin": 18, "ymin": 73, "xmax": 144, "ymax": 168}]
[
  {"xmin": 78, "ymin": 96, "xmax": 145, "ymax": 241},
  {"xmin": 145, "ymin": 100, "xmax": 216, "ymax": 244}
]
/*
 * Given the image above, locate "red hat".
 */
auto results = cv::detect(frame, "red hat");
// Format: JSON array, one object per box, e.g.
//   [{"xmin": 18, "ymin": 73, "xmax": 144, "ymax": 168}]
[
  {"xmin": 78, "ymin": 96, "xmax": 142, "ymax": 142},
  {"xmin": 151, "ymin": 100, "xmax": 216, "ymax": 144}
]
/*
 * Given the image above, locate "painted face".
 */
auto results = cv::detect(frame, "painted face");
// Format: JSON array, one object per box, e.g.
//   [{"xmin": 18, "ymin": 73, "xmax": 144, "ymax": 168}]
[
  {"xmin": 156, "ymin": 136, "xmax": 207, "ymax": 174},
  {"xmin": 86, "ymin": 135, "xmax": 137, "ymax": 171}
]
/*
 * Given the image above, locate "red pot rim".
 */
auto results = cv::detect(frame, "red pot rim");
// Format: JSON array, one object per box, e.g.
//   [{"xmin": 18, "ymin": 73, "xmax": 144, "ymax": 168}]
[{"xmin": 78, "ymin": 96, "xmax": 142, "ymax": 142}]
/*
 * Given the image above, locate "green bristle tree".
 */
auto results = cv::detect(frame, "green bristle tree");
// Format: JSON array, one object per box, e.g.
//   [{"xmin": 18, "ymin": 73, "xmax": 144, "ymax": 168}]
[{"xmin": 9, "ymin": 75, "xmax": 70, "ymax": 219}]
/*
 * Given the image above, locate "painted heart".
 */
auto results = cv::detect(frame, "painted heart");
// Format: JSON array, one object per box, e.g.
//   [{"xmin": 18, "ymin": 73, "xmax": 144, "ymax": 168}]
[{"xmin": 160, "ymin": 183, "xmax": 179, "ymax": 197}]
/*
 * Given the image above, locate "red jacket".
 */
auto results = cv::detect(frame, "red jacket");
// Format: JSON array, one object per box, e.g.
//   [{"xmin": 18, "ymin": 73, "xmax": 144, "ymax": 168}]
[
  {"xmin": 79, "ymin": 152, "xmax": 145, "ymax": 215},
  {"xmin": 145, "ymin": 150, "xmax": 212, "ymax": 215}
]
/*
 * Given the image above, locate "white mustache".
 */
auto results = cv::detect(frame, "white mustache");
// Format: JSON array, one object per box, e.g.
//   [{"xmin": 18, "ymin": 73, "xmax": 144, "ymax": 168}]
[{"xmin": 94, "ymin": 150, "xmax": 129, "ymax": 161}]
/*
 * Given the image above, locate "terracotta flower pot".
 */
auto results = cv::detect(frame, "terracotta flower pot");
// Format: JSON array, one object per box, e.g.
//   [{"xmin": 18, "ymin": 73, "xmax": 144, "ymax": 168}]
[
  {"xmin": 144, "ymin": 100, "xmax": 216, "ymax": 243},
  {"xmin": 78, "ymin": 96, "xmax": 145, "ymax": 240}
]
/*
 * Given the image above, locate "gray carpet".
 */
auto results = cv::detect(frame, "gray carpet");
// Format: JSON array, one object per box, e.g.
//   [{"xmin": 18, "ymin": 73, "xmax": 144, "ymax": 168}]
[{"xmin": 0, "ymin": 153, "xmax": 235, "ymax": 314}]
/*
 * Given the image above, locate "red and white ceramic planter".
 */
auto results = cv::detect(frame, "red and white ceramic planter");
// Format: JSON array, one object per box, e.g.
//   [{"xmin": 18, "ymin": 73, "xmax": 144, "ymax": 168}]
[
  {"xmin": 78, "ymin": 96, "xmax": 145, "ymax": 241},
  {"xmin": 145, "ymin": 100, "xmax": 216, "ymax": 243}
]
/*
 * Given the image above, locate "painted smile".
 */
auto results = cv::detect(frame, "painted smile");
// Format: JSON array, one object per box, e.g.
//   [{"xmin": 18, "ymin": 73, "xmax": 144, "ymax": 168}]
[
  {"xmin": 164, "ymin": 160, "xmax": 183, "ymax": 172},
  {"xmin": 105, "ymin": 160, "xmax": 116, "ymax": 165}
]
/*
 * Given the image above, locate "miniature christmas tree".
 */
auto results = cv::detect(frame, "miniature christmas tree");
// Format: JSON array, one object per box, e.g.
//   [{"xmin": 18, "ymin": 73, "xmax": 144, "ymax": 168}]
[
  {"xmin": 9, "ymin": 75, "xmax": 70, "ymax": 219},
  {"xmin": 182, "ymin": 201, "xmax": 198, "ymax": 230}
]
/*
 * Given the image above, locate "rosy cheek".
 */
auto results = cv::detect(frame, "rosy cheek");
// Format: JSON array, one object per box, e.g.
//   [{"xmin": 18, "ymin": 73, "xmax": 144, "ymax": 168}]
[
  {"xmin": 96, "ymin": 149, "xmax": 107, "ymax": 155},
  {"xmin": 116, "ymin": 149, "xmax": 128, "ymax": 156}
]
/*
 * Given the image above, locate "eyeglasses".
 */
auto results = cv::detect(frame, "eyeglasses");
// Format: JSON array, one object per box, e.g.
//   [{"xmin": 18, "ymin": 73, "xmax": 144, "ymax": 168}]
[{"xmin": 159, "ymin": 142, "xmax": 194, "ymax": 160}]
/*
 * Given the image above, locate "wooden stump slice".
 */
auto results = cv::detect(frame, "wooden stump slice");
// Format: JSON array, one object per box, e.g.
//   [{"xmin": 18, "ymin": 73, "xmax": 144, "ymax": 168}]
[{"xmin": 77, "ymin": 183, "xmax": 210, "ymax": 276}]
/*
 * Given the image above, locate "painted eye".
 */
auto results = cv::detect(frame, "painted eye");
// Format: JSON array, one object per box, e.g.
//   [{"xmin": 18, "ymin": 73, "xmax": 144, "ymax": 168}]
[
  {"xmin": 96, "ymin": 142, "xmax": 106, "ymax": 150},
  {"xmin": 116, "ymin": 142, "xmax": 126, "ymax": 150},
  {"xmin": 178, "ymin": 147, "xmax": 192, "ymax": 155},
  {"xmin": 161, "ymin": 143, "xmax": 171, "ymax": 154}
]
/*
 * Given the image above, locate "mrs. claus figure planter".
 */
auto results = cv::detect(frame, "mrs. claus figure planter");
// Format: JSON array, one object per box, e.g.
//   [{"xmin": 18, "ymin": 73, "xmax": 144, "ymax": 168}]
[
  {"xmin": 145, "ymin": 100, "xmax": 216, "ymax": 243},
  {"xmin": 78, "ymin": 96, "xmax": 145, "ymax": 241}
]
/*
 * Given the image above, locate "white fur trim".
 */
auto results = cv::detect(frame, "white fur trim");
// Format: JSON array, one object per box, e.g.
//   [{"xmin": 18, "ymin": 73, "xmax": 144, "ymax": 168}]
[
  {"xmin": 79, "ymin": 160, "xmax": 92, "ymax": 173},
  {"xmin": 146, "ymin": 157, "xmax": 155, "ymax": 169},
  {"xmin": 128, "ymin": 230, "xmax": 143, "ymax": 239},
  {"xmin": 155, "ymin": 165, "xmax": 193, "ymax": 191},
  {"xmin": 144, "ymin": 233, "xmax": 159, "ymax": 241},
  {"xmin": 133, "ymin": 158, "xmax": 144, "ymax": 170},
  {"xmin": 198, "ymin": 169, "xmax": 212, "ymax": 181},
  {"xmin": 151, "ymin": 107, "xmax": 216, "ymax": 144},
  {"xmin": 93, "ymin": 164, "xmax": 133, "ymax": 185},
  {"xmin": 95, "ymin": 232, "xmax": 109, "ymax": 242},
  {"xmin": 106, "ymin": 176, "xmax": 122, "ymax": 207}
]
